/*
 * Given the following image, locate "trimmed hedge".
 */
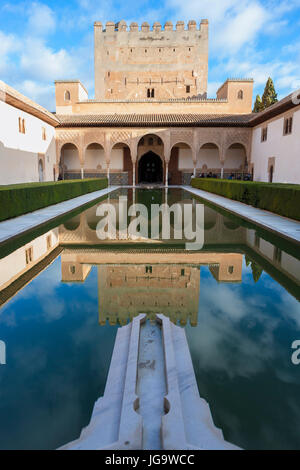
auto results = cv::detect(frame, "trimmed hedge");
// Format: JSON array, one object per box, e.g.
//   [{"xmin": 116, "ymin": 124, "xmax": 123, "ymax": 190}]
[
  {"xmin": 191, "ymin": 178, "xmax": 300, "ymax": 221},
  {"xmin": 0, "ymin": 178, "xmax": 108, "ymax": 222}
]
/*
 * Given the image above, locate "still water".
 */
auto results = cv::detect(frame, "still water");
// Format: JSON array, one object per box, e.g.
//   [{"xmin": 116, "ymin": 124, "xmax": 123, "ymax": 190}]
[{"xmin": 0, "ymin": 188, "xmax": 299, "ymax": 450}]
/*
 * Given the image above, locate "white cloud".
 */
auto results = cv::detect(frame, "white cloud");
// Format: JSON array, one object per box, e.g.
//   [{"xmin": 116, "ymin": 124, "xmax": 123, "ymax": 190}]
[
  {"xmin": 20, "ymin": 38, "xmax": 78, "ymax": 82},
  {"xmin": 27, "ymin": 2, "xmax": 56, "ymax": 37}
]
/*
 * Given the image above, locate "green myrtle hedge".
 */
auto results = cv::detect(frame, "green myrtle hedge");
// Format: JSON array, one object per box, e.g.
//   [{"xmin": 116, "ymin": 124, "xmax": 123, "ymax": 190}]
[
  {"xmin": 191, "ymin": 178, "xmax": 300, "ymax": 221},
  {"xmin": 0, "ymin": 178, "xmax": 108, "ymax": 222}
]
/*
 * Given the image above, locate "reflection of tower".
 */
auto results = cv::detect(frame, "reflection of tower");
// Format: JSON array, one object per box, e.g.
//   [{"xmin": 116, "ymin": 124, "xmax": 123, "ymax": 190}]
[
  {"xmin": 61, "ymin": 261, "xmax": 91, "ymax": 282},
  {"xmin": 209, "ymin": 254, "xmax": 243, "ymax": 282},
  {"xmin": 98, "ymin": 264, "xmax": 200, "ymax": 327}
]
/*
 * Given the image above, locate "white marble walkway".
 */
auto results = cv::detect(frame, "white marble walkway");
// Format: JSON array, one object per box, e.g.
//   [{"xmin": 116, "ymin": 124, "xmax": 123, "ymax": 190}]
[
  {"xmin": 0, "ymin": 186, "xmax": 119, "ymax": 245},
  {"xmin": 182, "ymin": 185, "xmax": 300, "ymax": 244}
]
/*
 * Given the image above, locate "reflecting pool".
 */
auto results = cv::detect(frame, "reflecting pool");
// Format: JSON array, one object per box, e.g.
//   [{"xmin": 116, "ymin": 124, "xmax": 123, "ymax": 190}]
[{"xmin": 0, "ymin": 188, "xmax": 299, "ymax": 449}]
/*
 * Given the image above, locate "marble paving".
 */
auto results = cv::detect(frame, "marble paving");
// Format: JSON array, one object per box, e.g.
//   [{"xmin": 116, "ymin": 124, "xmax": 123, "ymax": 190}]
[{"xmin": 0, "ymin": 186, "xmax": 119, "ymax": 245}]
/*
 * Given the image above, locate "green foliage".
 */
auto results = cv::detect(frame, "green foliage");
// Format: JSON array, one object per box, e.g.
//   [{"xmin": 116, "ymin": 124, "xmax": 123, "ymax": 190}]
[
  {"xmin": 0, "ymin": 178, "xmax": 108, "ymax": 222},
  {"xmin": 261, "ymin": 77, "xmax": 278, "ymax": 109},
  {"xmin": 191, "ymin": 178, "xmax": 300, "ymax": 221},
  {"xmin": 253, "ymin": 94, "xmax": 264, "ymax": 113},
  {"xmin": 245, "ymin": 256, "xmax": 263, "ymax": 283}
]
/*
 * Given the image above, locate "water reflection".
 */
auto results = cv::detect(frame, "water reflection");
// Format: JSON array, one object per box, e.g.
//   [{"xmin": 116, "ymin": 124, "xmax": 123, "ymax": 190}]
[{"xmin": 0, "ymin": 188, "xmax": 299, "ymax": 450}]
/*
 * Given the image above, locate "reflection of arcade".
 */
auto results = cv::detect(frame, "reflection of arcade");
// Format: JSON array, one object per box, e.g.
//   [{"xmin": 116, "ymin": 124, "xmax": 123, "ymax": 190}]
[
  {"xmin": 61, "ymin": 250, "xmax": 243, "ymax": 327},
  {"xmin": 59, "ymin": 198, "xmax": 246, "ymax": 246}
]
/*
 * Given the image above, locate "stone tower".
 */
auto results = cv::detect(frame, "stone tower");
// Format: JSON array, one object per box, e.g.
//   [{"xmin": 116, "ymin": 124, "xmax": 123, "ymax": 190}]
[{"xmin": 94, "ymin": 20, "xmax": 209, "ymax": 101}]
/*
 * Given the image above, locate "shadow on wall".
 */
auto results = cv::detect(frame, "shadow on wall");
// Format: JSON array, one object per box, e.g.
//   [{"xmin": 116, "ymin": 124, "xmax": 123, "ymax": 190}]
[{"xmin": 0, "ymin": 137, "xmax": 57, "ymax": 185}]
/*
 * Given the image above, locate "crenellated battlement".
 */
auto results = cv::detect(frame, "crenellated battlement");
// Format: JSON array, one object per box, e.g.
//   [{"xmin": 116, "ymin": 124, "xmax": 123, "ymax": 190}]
[
  {"xmin": 94, "ymin": 19, "xmax": 209, "ymax": 33},
  {"xmin": 94, "ymin": 19, "xmax": 209, "ymax": 101}
]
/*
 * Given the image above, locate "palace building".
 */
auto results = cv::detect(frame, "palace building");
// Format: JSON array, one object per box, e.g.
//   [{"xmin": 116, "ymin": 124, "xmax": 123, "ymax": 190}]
[{"xmin": 0, "ymin": 20, "xmax": 299, "ymax": 186}]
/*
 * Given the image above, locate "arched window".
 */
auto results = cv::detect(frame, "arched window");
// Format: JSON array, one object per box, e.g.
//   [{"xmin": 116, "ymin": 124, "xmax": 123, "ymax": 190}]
[
  {"xmin": 238, "ymin": 90, "xmax": 244, "ymax": 100},
  {"xmin": 64, "ymin": 90, "xmax": 71, "ymax": 101}
]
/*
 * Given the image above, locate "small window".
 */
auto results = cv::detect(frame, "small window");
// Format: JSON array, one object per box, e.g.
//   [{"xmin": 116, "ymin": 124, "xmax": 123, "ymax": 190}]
[
  {"xmin": 228, "ymin": 266, "xmax": 234, "ymax": 274},
  {"xmin": 186, "ymin": 85, "xmax": 191, "ymax": 94},
  {"xmin": 181, "ymin": 269, "xmax": 185, "ymax": 276},
  {"xmin": 46, "ymin": 235, "xmax": 51, "ymax": 250},
  {"xmin": 18, "ymin": 117, "xmax": 22, "ymax": 133},
  {"xmin": 64, "ymin": 90, "xmax": 71, "ymax": 101},
  {"xmin": 70, "ymin": 265, "xmax": 76, "ymax": 275},
  {"xmin": 147, "ymin": 88, "xmax": 155, "ymax": 98},
  {"xmin": 274, "ymin": 247, "xmax": 282, "ymax": 264},
  {"xmin": 25, "ymin": 247, "xmax": 33, "ymax": 265},
  {"xmin": 42, "ymin": 127, "xmax": 47, "ymax": 141},
  {"xmin": 283, "ymin": 116, "xmax": 293, "ymax": 135},
  {"xmin": 145, "ymin": 266, "xmax": 152, "ymax": 274},
  {"xmin": 22, "ymin": 119, "xmax": 26, "ymax": 134},
  {"xmin": 107, "ymin": 71, "xmax": 110, "ymax": 78},
  {"xmin": 238, "ymin": 90, "xmax": 244, "ymax": 100},
  {"xmin": 255, "ymin": 232, "xmax": 260, "ymax": 249},
  {"xmin": 261, "ymin": 127, "xmax": 268, "ymax": 142}
]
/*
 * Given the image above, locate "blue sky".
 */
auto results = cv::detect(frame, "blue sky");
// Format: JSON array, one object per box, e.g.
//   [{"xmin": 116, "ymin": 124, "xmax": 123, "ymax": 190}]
[{"xmin": 0, "ymin": 0, "xmax": 300, "ymax": 110}]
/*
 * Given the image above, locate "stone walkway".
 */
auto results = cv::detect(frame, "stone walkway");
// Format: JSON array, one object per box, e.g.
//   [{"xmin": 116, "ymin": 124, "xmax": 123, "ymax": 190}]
[
  {"xmin": 182, "ymin": 185, "xmax": 300, "ymax": 244},
  {"xmin": 0, "ymin": 186, "xmax": 119, "ymax": 245}
]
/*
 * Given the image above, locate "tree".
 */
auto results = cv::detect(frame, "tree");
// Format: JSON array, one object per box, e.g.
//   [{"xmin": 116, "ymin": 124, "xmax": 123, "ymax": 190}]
[
  {"xmin": 245, "ymin": 256, "xmax": 263, "ymax": 283},
  {"xmin": 261, "ymin": 77, "xmax": 278, "ymax": 110},
  {"xmin": 253, "ymin": 94, "xmax": 263, "ymax": 113}
]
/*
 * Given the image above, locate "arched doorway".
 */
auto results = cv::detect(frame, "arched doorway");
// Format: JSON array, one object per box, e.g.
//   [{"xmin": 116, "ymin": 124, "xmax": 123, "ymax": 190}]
[{"xmin": 138, "ymin": 152, "xmax": 163, "ymax": 183}]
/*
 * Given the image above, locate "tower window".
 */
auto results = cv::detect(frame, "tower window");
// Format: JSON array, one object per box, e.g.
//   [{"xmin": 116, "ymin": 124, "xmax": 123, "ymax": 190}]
[
  {"xmin": 238, "ymin": 90, "xmax": 244, "ymax": 100},
  {"xmin": 147, "ymin": 88, "xmax": 155, "ymax": 98},
  {"xmin": 64, "ymin": 90, "xmax": 71, "ymax": 101},
  {"xmin": 186, "ymin": 85, "xmax": 191, "ymax": 94}
]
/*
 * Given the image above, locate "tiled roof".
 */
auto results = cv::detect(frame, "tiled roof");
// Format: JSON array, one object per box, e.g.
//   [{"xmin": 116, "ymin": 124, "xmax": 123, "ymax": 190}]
[
  {"xmin": 57, "ymin": 113, "xmax": 254, "ymax": 127},
  {"xmin": 249, "ymin": 92, "xmax": 300, "ymax": 126},
  {"xmin": 0, "ymin": 81, "xmax": 59, "ymax": 126}
]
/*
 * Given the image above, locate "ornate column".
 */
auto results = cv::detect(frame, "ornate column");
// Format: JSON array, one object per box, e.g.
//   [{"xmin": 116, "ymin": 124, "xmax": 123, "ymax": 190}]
[
  {"xmin": 220, "ymin": 145, "xmax": 226, "ymax": 180},
  {"xmin": 79, "ymin": 144, "xmax": 84, "ymax": 180},
  {"xmin": 165, "ymin": 161, "xmax": 169, "ymax": 187},
  {"xmin": 192, "ymin": 148, "xmax": 197, "ymax": 178},
  {"xmin": 130, "ymin": 140, "xmax": 138, "ymax": 188},
  {"xmin": 104, "ymin": 133, "xmax": 111, "ymax": 185}
]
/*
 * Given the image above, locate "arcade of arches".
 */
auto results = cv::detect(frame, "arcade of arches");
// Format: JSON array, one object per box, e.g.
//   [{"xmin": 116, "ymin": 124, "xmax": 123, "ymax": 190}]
[{"xmin": 56, "ymin": 128, "xmax": 250, "ymax": 186}]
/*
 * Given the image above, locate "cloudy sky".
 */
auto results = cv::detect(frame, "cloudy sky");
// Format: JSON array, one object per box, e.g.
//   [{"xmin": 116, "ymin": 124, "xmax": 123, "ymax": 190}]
[{"xmin": 1, "ymin": 0, "xmax": 300, "ymax": 110}]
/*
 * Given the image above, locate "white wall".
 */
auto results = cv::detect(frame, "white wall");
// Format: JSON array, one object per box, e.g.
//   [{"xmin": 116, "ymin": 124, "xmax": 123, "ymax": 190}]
[
  {"xmin": 110, "ymin": 148, "xmax": 124, "ymax": 170},
  {"xmin": 0, "ymin": 100, "xmax": 57, "ymax": 184},
  {"xmin": 178, "ymin": 148, "xmax": 193, "ymax": 170},
  {"xmin": 251, "ymin": 107, "xmax": 300, "ymax": 184},
  {"xmin": 197, "ymin": 147, "xmax": 220, "ymax": 169},
  {"xmin": 84, "ymin": 147, "xmax": 105, "ymax": 170},
  {"xmin": 224, "ymin": 148, "xmax": 246, "ymax": 169},
  {"xmin": 0, "ymin": 229, "xmax": 59, "ymax": 290}
]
